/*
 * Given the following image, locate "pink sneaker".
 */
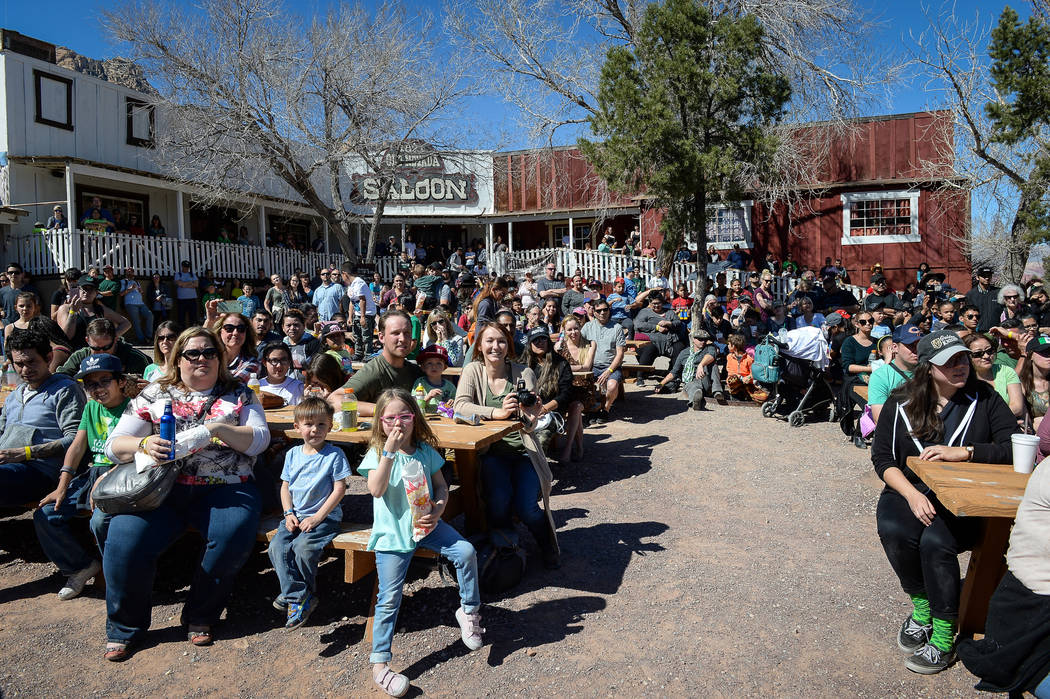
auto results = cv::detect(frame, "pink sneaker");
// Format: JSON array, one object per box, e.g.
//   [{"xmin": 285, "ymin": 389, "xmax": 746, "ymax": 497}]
[{"xmin": 455, "ymin": 607, "xmax": 484, "ymax": 651}]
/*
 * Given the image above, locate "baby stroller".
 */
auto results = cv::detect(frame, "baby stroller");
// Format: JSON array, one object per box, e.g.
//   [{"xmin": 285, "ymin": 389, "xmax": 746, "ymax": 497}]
[{"xmin": 753, "ymin": 327, "xmax": 840, "ymax": 427}]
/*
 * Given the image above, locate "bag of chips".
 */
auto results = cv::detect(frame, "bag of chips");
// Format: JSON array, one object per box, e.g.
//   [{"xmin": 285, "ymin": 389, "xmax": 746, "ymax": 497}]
[{"xmin": 401, "ymin": 458, "xmax": 436, "ymax": 542}]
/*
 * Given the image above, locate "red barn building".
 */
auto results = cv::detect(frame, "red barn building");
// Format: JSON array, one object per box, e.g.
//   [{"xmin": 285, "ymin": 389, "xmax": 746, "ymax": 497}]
[{"xmin": 490, "ymin": 111, "xmax": 970, "ymax": 291}]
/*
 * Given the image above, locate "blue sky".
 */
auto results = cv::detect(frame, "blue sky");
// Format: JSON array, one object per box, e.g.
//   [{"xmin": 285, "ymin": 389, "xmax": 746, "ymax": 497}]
[{"xmin": 0, "ymin": 0, "xmax": 1030, "ymax": 148}]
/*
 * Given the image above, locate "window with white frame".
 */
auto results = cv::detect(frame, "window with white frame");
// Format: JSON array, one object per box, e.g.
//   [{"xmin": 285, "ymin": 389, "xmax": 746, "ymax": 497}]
[
  {"xmin": 705, "ymin": 201, "xmax": 753, "ymax": 249},
  {"xmin": 840, "ymin": 190, "xmax": 921, "ymax": 245}
]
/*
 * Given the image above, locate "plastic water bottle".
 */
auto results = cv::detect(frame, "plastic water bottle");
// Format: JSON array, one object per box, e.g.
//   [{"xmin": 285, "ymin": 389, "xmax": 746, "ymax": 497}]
[
  {"xmin": 247, "ymin": 372, "xmax": 261, "ymax": 396},
  {"xmin": 159, "ymin": 400, "xmax": 176, "ymax": 460},
  {"xmin": 414, "ymin": 385, "xmax": 427, "ymax": 413},
  {"xmin": 342, "ymin": 388, "xmax": 358, "ymax": 432},
  {"xmin": 4, "ymin": 362, "xmax": 17, "ymax": 388}
]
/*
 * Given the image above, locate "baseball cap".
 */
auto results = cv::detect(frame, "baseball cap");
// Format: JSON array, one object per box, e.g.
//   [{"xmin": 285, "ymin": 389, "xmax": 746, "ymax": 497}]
[
  {"xmin": 871, "ymin": 273, "xmax": 886, "ymax": 284},
  {"xmin": 77, "ymin": 274, "xmax": 98, "ymax": 289},
  {"xmin": 892, "ymin": 323, "xmax": 922, "ymax": 344},
  {"xmin": 614, "ymin": 277, "xmax": 625, "ymax": 284},
  {"xmin": 917, "ymin": 329, "xmax": 969, "ymax": 366},
  {"xmin": 824, "ymin": 312, "xmax": 844, "ymax": 328},
  {"xmin": 418, "ymin": 344, "xmax": 450, "ymax": 366},
  {"xmin": 180, "ymin": 260, "xmax": 191, "ymax": 267},
  {"xmin": 526, "ymin": 327, "xmax": 551, "ymax": 344},
  {"xmin": 1026, "ymin": 335, "xmax": 1050, "ymax": 356},
  {"xmin": 692, "ymin": 328, "xmax": 712, "ymax": 341},
  {"xmin": 76, "ymin": 353, "xmax": 123, "ymax": 379},
  {"xmin": 321, "ymin": 322, "xmax": 345, "ymax": 338},
  {"xmin": 977, "ymin": 266, "xmax": 994, "ymax": 277}
]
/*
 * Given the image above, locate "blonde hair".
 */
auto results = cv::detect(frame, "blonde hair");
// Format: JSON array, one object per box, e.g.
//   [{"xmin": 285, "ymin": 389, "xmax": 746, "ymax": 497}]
[{"xmin": 367, "ymin": 388, "xmax": 438, "ymax": 455}]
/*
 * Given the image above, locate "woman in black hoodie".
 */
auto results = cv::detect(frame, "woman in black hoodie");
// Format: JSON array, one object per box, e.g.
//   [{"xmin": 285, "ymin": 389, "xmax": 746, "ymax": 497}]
[{"xmin": 872, "ymin": 329, "xmax": 1016, "ymax": 675}]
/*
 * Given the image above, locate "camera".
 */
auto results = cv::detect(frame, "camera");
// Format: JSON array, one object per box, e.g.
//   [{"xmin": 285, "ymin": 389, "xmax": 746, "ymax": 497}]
[{"xmin": 515, "ymin": 379, "xmax": 538, "ymax": 408}]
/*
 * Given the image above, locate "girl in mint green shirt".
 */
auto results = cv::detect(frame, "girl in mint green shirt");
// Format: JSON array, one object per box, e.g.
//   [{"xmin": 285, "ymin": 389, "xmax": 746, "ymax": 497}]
[{"xmin": 356, "ymin": 388, "xmax": 483, "ymax": 696}]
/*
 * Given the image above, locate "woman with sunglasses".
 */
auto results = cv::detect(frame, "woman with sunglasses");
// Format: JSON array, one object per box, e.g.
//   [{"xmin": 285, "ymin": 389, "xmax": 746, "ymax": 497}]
[
  {"xmin": 840, "ymin": 312, "xmax": 877, "ymax": 398},
  {"xmin": 207, "ymin": 312, "xmax": 260, "ymax": 384},
  {"xmin": 965, "ymin": 333, "xmax": 1024, "ymax": 419},
  {"xmin": 1020, "ymin": 335, "xmax": 1050, "ymax": 431},
  {"xmin": 872, "ymin": 329, "xmax": 1016, "ymax": 673},
  {"xmin": 143, "ymin": 321, "xmax": 181, "ymax": 381},
  {"xmin": 101, "ymin": 327, "xmax": 270, "ymax": 660},
  {"xmin": 453, "ymin": 322, "xmax": 560, "ymax": 569},
  {"xmin": 999, "ymin": 285, "xmax": 1026, "ymax": 324}
]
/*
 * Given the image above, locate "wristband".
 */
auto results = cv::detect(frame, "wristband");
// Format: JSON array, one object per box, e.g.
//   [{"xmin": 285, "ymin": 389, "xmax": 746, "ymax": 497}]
[
  {"xmin": 283, "ymin": 509, "xmax": 295, "ymax": 517},
  {"xmin": 138, "ymin": 436, "xmax": 150, "ymax": 454},
  {"xmin": 24, "ymin": 445, "xmax": 31, "ymax": 460},
  {"xmin": 60, "ymin": 466, "xmax": 76, "ymax": 475},
  {"xmin": 381, "ymin": 449, "xmax": 397, "ymax": 460}
]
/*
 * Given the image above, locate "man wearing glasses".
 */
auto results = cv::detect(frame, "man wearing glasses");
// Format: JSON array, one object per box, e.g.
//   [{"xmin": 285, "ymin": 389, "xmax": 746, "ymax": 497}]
[
  {"xmin": 964, "ymin": 266, "xmax": 1002, "ymax": 333},
  {"xmin": 863, "ymin": 274, "xmax": 903, "ymax": 315},
  {"xmin": 582, "ymin": 302, "xmax": 626, "ymax": 424},
  {"xmin": 537, "ymin": 263, "xmax": 566, "ymax": 300},
  {"xmin": 311, "ymin": 268, "xmax": 344, "ymax": 322},
  {"xmin": 56, "ymin": 318, "xmax": 150, "ymax": 377}
]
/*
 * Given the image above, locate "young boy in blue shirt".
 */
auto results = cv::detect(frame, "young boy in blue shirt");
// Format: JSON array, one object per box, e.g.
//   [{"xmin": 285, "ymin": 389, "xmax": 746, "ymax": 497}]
[{"xmin": 268, "ymin": 397, "xmax": 351, "ymax": 629}]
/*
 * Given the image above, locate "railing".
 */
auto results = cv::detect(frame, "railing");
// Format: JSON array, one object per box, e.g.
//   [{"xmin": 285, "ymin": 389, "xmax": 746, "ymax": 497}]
[{"xmin": 11, "ymin": 230, "xmax": 346, "ymax": 280}]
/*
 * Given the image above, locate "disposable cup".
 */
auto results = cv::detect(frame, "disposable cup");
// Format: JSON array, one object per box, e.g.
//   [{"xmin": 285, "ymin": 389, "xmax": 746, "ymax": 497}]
[{"xmin": 1011, "ymin": 433, "xmax": 1040, "ymax": 474}]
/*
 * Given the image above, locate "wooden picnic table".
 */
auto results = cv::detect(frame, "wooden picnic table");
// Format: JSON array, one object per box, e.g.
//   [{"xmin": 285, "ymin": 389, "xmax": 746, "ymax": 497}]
[
  {"xmin": 265, "ymin": 408, "xmax": 521, "ymax": 533},
  {"xmin": 854, "ymin": 385, "xmax": 868, "ymax": 401},
  {"xmin": 906, "ymin": 456, "xmax": 1030, "ymax": 636}
]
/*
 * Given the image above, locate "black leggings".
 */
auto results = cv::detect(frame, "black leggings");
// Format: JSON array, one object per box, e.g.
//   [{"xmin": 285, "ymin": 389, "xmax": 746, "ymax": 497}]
[{"xmin": 876, "ymin": 486, "xmax": 981, "ymax": 620}]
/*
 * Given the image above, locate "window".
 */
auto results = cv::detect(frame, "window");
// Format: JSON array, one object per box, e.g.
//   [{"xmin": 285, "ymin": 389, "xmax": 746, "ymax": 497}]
[
  {"xmin": 706, "ymin": 201, "xmax": 753, "ymax": 250},
  {"xmin": 126, "ymin": 97, "xmax": 155, "ymax": 148},
  {"xmin": 840, "ymin": 190, "xmax": 920, "ymax": 244},
  {"xmin": 34, "ymin": 70, "xmax": 73, "ymax": 131},
  {"xmin": 552, "ymin": 223, "xmax": 592, "ymax": 249}
]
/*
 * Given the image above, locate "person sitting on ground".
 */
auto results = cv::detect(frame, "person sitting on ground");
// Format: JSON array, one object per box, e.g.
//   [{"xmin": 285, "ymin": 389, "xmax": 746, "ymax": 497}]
[
  {"xmin": 520, "ymin": 327, "xmax": 574, "ymax": 458},
  {"xmin": 281, "ymin": 309, "xmax": 322, "ymax": 379},
  {"xmin": 634, "ymin": 293, "xmax": 686, "ymax": 386},
  {"xmin": 34, "ymin": 354, "xmax": 129, "ymax": 601},
  {"xmin": 143, "ymin": 321, "xmax": 181, "ymax": 381},
  {"xmin": 57, "ymin": 318, "xmax": 150, "ymax": 378},
  {"xmin": 867, "ymin": 324, "xmax": 921, "ymax": 424},
  {"xmin": 361, "ymin": 387, "xmax": 484, "ymax": 697},
  {"xmin": 724, "ymin": 333, "xmax": 766, "ymax": 402},
  {"xmin": 0, "ymin": 330, "xmax": 85, "ymax": 508},
  {"xmin": 268, "ymin": 397, "xmax": 350, "ymax": 630},
  {"xmin": 871, "ymin": 329, "xmax": 1017, "ymax": 674},
  {"xmin": 412, "ymin": 345, "xmax": 456, "ymax": 413},
  {"xmin": 342, "ymin": 310, "xmax": 422, "ymax": 417},
  {"xmin": 453, "ymin": 322, "xmax": 560, "ymax": 566},
  {"xmin": 259, "ymin": 343, "xmax": 304, "ymax": 406},
  {"xmin": 582, "ymin": 300, "xmax": 626, "ymax": 424},
  {"xmin": 963, "ymin": 333, "xmax": 1023, "ymax": 423},
  {"xmin": 102, "ymin": 326, "xmax": 270, "ymax": 660},
  {"xmin": 653, "ymin": 329, "xmax": 724, "ymax": 410}
]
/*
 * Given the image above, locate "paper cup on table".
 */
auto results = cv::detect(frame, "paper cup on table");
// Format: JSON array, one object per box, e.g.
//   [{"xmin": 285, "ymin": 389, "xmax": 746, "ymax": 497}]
[{"xmin": 1011, "ymin": 433, "xmax": 1041, "ymax": 474}]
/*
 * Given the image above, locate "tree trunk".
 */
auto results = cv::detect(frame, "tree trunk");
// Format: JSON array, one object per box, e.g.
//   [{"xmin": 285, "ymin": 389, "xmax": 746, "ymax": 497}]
[{"xmin": 1007, "ymin": 187, "xmax": 1040, "ymax": 283}]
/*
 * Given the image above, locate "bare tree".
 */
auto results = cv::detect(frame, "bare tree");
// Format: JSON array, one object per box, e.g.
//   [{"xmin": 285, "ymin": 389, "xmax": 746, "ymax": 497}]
[
  {"xmin": 104, "ymin": 0, "xmax": 472, "ymax": 262},
  {"xmin": 910, "ymin": 2, "xmax": 1050, "ymax": 282}
]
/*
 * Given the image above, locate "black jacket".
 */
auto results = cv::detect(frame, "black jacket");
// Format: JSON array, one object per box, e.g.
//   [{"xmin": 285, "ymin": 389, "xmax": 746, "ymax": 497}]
[{"xmin": 871, "ymin": 381, "xmax": 1016, "ymax": 486}]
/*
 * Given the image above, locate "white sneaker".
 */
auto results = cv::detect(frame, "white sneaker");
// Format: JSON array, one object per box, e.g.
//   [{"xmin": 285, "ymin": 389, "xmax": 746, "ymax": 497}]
[
  {"xmin": 455, "ymin": 607, "xmax": 484, "ymax": 651},
  {"xmin": 57, "ymin": 559, "xmax": 101, "ymax": 600}
]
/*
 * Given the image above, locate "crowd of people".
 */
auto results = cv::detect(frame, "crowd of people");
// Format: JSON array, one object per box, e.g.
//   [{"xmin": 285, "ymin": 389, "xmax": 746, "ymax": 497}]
[{"xmin": 7, "ymin": 244, "xmax": 1050, "ymax": 693}]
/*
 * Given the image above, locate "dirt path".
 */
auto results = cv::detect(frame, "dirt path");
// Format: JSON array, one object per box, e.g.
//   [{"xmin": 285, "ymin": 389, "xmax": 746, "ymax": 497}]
[{"xmin": 1, "ymin": 386, "xmax": 984, "ymax": 697}]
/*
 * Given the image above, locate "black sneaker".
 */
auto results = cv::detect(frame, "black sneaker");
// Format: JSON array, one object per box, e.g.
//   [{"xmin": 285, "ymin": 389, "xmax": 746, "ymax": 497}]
[
  {"xmin": 691, "ymin": 393, "xmax": 706, "ymax": 411},
  {"xmin": 635, "ymin": 377, "xmax": 646, "ymax": 388},
  {"xmin": 714, "ymin": 391, "xmax": 727, "ymax": 405},
  {"xmin": 897, "ymin": 615, "xmax": 931, "ymax": 653},
  {"xmin": 906, "ymin": 642, "xmax": 955, "ymax": 674},
  {"xmin": 591, "ymin": 410, "xmax": 609, "ymax": 425}
]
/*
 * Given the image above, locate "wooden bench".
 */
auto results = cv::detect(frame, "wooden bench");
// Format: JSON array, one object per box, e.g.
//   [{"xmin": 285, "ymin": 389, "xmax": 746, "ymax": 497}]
[{"xmin": 619, "ymin": 364, "xmax": 658, "ymax": 383}]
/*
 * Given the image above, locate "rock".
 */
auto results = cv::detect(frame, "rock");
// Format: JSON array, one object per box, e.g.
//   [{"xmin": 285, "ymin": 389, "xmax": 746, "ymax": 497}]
[
  {"xmin": 526, "ymin": 648, "xmax": 537, "ymax": 657},
  {"xmin": 54, "ymin": 46, "xmax": 157, "ymax": 95}
]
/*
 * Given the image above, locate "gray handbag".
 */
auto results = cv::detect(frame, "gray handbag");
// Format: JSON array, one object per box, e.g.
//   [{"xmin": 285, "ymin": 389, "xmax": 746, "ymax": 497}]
[{"xmin": 93, "ymin": 392, "xmax": 221, "ymax": 515}]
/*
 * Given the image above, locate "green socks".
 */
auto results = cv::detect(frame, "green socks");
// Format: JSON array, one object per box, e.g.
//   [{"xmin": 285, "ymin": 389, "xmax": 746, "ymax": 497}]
[
  {"xmin": 910, "ymin": 594, "xmax": 931, "ymax": 625},
  {"xmin": 930, "ymin": 617, "xmax": 956, "ymax": 652}
]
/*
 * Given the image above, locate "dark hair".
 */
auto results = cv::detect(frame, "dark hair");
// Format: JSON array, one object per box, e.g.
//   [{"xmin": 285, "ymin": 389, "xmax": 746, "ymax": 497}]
[
  {"xmin": 260, "ymin": 342, "xmax": 293, "ymax": 380},
  {"xmin": 27, "ymin": 316, "xmax": 70, "ymax": 350},
  {"xmin": 63, "ymin": 267, "xmax": 81, "ymax": 284},
  {"xmin": 152, "ymin": 320, "xmax": 182, "ymax": 364},
  {"xmin": 303, "ymin": 352, "xmax": 345, "ymax": 392},
  {"xmin": 213, "ymin": 311, "xmax": 258, "ymax": 358},
  {"xmin": 6, "ymin": 262, "xmax": 23, "ymax": 273},
  {"xmin": 379, "ymin": 309, "xmax": 411, "ymax": 333},
  {"xmin": 282, "ymin": 308, "xmax": 305, "ymax": 324},
  {"xmin": 253, "ymin": 308, "xmax": 272, "ymax": 320},
  {"xmin": 86, "ymin": 318, "xmax": 116, "ymax": 339},
  {"xmin": 890, "ymin": 362, "xmax": 983, "ymax": 442},
  {"xmin": 522, "ymin": 335, "xmax": 566, "ymax": 401},
  {"xmin": 7, "ymin": 329, "xmax": 51, "ymax": 358}
]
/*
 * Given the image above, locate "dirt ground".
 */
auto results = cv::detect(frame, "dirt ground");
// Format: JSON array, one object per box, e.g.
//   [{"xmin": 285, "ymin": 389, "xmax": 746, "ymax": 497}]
[{"xmin": 0, "ymin": 384, "xmax": 988, "ymax": 697}]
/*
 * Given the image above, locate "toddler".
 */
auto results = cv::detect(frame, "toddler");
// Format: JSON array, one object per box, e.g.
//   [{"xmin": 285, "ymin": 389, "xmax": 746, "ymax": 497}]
[
  {"xmin": 411, "ymin": 345, "xmax": 456, "ymax": 413},
  {"xmin": 268, "ymin": 397, "xmax": 350, "ymax": 629}
]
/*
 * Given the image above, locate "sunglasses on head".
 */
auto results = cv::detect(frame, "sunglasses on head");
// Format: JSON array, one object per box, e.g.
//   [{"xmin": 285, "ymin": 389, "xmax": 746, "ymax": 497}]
[{"xmin": 180, "ymin": 347, "xmax": 220, "ymax": 361}]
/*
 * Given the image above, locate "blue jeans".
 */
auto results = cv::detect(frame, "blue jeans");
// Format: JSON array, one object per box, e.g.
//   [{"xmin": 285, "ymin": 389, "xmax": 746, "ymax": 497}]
[
  {"xmin": 103, "ymin": 480, "xmax": 261, "ymax": 644},
  {"xmin": 481, "ymin": 452, "xmax": 547, "ymax": 540},
  {"xmin": 352, "ymin": 315, "xmax": 375, "ymax": 360},
  {"xmin": 371, "ymin": 520, "xmax": 479, "ymax": 664},
  {"xmin": 0, "ymin": 463, "xmax": 55, "ymax": 508},
  {"xmin": 124, "ymin": 303, "xmax": 154, "ymax": 344},
  {"xmin": 267, "ymin": 516, "xmax": 341, "ymax": 604},
  {"xmin": 34, "ymin": 491, "xmax": 111, "ymax": 575}
]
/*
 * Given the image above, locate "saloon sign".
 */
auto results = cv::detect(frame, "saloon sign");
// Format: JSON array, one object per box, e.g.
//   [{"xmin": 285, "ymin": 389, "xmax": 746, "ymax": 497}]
[{"xmin": 351, "ymin": 145, "xmax": 479, "ymax": 205}]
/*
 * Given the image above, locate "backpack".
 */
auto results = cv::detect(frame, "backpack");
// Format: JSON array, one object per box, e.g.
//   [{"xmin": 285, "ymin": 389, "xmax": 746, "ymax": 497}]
[
  {"xmin": 751, "ymin": 338, "xmax": 781, "ymax": 386},
  {"xmin": 476, "ymin": 529, "xmax": 527, "ymax": 593}
]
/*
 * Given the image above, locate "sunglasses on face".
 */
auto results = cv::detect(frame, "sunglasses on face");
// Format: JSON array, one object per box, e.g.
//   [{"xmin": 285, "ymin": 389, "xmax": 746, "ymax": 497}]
[
  {"xmin": 265, "ymin": 357, "xmax": 290, "ymax": 365},
  {"xmin": 88, "ymin": 338, "xmax": 116, "ymax": 352},
  {"xmin": 158, "ymin": 334, "xmax": 178, "ymax": 342},
  {"xmin": 1004, "ymin": 295, "xmax": 1020, "ymax": 300},
  {"xmin": 180, "ymin": 347, "xmax": 220, "ymax": 361},
  {"xmin": 83, "ymin": 376, "xmax": 116, "ymax": 392},
  {"xmin": 222, "ymin": 323, "xmax": 247, "ymax": 334},
  {"xmin": 970, "ymin": 348, "xmax": 995, "ymax": 358},
  {"xmin": 855, "ymin": 318, "xmax": 873, "ymax": 326},
  {"xmin": 963, "ymin": 313, "xmax": 980, "ymax": 319},
  {"xmin": 595, "ymin": 308, "xmax": 610, "ymax": 313},
  {"xmin": 380, "ymin": 413, "xmax": 415, "ymax": 425}
]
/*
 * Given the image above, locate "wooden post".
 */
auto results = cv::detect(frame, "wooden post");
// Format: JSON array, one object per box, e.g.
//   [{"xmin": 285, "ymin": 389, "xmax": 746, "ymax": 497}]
[
  {"xmin": 65, "ymin": 163, "xmax": 79, "ymax": 270},
  {"xmin": 323, "ymin": 219, "xmax": 330, "ymax": 255},
  {"xmin": 175, "ymin": 190, "xmax": 186, "ymax": 240},
  {"xmin": 356, "ymin": 222, "xmax": 363, "ymax": 258},
  {"xmin": 258, "ymin": 206, "xmax": 268, "ymax": 248}
]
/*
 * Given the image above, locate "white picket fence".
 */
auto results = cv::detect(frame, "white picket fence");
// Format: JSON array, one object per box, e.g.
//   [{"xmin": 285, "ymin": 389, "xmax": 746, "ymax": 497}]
[{"xmin": 11, "ymin": 230, "xmax": 346, "ymax": 280}]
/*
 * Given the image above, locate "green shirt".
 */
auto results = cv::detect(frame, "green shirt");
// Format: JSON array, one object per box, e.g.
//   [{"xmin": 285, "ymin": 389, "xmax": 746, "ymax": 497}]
[
  {"xmin": 484, "ymin": 382, "xmax": 524, "ymax": 455},
  {"xmin": 995, "ymin": 351, "xmax": 1019, "ymax": 371},
  {"xmin": 342, "ymin": 354, "xmax": 423, "ymax": 403},
  {"xmin": 203, "ymin": 292, "xmax": 222, "ymax": 308},
  {"xmin": 357, "ymin": 442, "xmax": 444, "ymax": 552},
  {"xmin": 143, "ymin": 363, "xmax": 163, "ymax": 381},
  {"xmin": 79, "ymin": 397, "xmax": 130, "ymax": 467},
  {"xmin": 408, "ymin": 315, "xmax": 422, "ymax": 360},
  {"xmin": 867, "ymin": 361, "xmax": 912, "ymax": 406},
  {"xmin": 991, "ymin": 363, "xmax": 1021, "ymax": 406},
  {"xmin": 98, "ymin": 279, "xmax": 121, "ymax": 310},
  {"xmin": 412, "ymin": 376, "xmax": 456, "ymax": 413}
]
